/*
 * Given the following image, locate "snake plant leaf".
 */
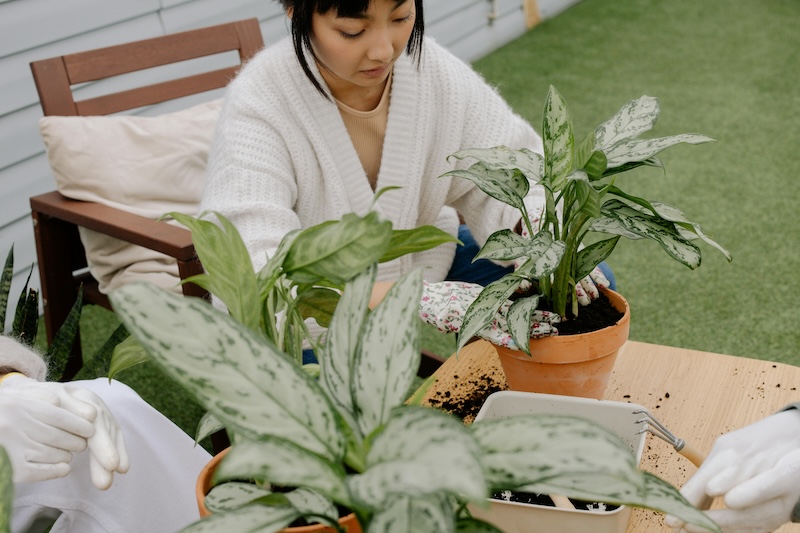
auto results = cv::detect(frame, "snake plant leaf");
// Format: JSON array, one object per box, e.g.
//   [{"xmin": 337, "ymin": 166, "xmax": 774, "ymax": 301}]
[
  {"xmin": 458, "ymin": 275, "xmax": 523, "ymax": 353},
  {"xmin": 599, "ymin": 200, "xmax": 702, "ymax": 268},
  {"xmin": 170, "ymin": 211, "xmax": 260, "ymax": 332},
  {"xmin": 353, "ymin": 271, "xmax": 422, "ymax": 437},
  {"xmin": 296, "ymin": 287, "xmax": 340, "ymax": 328},
  {"xmin": 506, "ymin": 295, "xmax": 541, "ymax": 356},
  {"xmin": 575, "ymin": 237, "xmax": 620, "ymax": 282},
  {"xmin": 109, "ymin": 283, "xmax": 345, "ymax": 462},
  {"xmin": 284, "ymin": 212, "xmax": 393, "ymax": 286},
  {"xmin": 542, "ymin": 85, "xmax": 574, "ymax": 192},
  {"xmin": 0, "ymin": 446, "xmax": 12, "ymax": 533},
  {"xmin": 11, "ymin": 281, "xmax": 37, "ymax": 346},
  {"xmin": 321, "ymin": 265, "xmax": 375, "ymax": 436},
  {"xmin": 446, "ymin": 146, "xmax": 543, "ymax": 183},
  {"xmin": 349, "ymin": 406, "xmax": 486, "ymax": 509},
  {"xmin": 214, "ymin": 439, "xmax": 349, "ymax": 504},
  {"xmin": 0, "ymin": 246, "xmax": 12, "ymax": 329},
  {"xmin": 380, "ymin": 226, "xmax": 461, "ymax": 263},
  {"xmin": 440, "ymin": 163, "xmax": 528, "ymax": 211},
  {"xmin": 181, "ymin": 503, "xmax": 299, "ymax": 533},
  {"xmin": 594, "ymin": 95, "xmax": 660, "ymax": 152},
  {"xmin": 604, "ymin": 133, "xmax": 715, "ymax": 169},
  {"xmin": 205, "ymin": 482, "xmax": 273, "ymax": 514},
  {"xmin": 366, "ymin": 494, "xmax": 455, "ymax": 533},
  {"xmin": 46, "ymin": 286, "xmax": 83, "ymax": 380}
]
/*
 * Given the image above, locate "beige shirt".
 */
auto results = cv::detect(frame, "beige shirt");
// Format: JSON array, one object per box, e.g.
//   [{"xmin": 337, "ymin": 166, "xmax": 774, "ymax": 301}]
[{"xmin": 334, "ymin": 72, "xmax": 392, "ymax": 189}]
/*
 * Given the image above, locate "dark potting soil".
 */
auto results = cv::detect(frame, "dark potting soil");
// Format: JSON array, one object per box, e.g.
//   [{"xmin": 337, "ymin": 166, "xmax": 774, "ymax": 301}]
[{"xmin": 490, "ymin": 489, "xmax": 619, "ymax": 512}]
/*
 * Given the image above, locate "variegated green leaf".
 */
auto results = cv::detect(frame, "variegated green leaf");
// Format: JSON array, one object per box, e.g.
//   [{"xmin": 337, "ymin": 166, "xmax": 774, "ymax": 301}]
[
  {"xmin": 594, "ymin": 95, "xmax": 660, "ymax": 151},
  {"xmin": 569, "ymin": 170, "xmax": 602, "ymax": 219},
  {"xmin": 447, "ymin": 146, "xmax": 543, "ymax": 183},
  {"xmin": 109, "ymin": 283, "xmax": 345, "ymax": 462},
  {"xmin": 456, "ymin": 518, "xmax": 505, "ymax": 533},
  {"xmin": 506, "ymin": 233, "xmax": 567, "ymax": 279},
  {"xmin": 205, "ymin": 482, "xmax": 272, "ymax": 514},
  {"xmin": 256, "ymin": 229, "xmax": 300, "ymax": 295},
  {"xmin": 604, "ymin": 133, "xmax": 715, "ymax": 168},
  {"xmin": 458, "ymin": 275, "xmax": 523, "ymax": 353},
  {"xmin": 283, "ymin": 487, "xmax": 339, "ymax": 526},
  {"xmin": 195, "ymin": 412, "xmax": 224, "ymax": 444},
  {"xmin": 589, "ymin": 216, "xmax": 645, "ymax": 240},
  {"xmin": 349, "ymin": 407, "xmax": 486, "ymax": 508},
  {"xmin": 284, "ymin": 212, "xmax": 393, "ymax": 285},
  {"xmin": 648, "ymin": 202, "xmax": 731, "ymax": 261},
  {"xmin": 0, "ymin": 246, "xmax": 13, "ymax": 329},
  {"xmin": 380, "ymin": 226, "xmax": 461, "ymax": 263},
  {"xmin": 582, "ymin": 150, "xmax": 608, "ymax": 181},
  {"xmin": 0, "ymin": 446, "xmax": 12, "ymax": 533},
  {"xmin": 506, "ymin": 295, "xmax": 541, "ymax": 356},
  {"xmin": 171, "ymin": 211, "xmax": 261, "ymax": 332},
  {"xmin": 575, "ymin": 237, "xmax": 620, "ymax": 281},
  {"xmin": 600, "ymin": 200, "xmax": 701, "ymax": 268},
  {"xmin": 635, "ymin": 473, "xmax": 720, "ymax": 532},
  {"xmin": 353, "ymin": 271, "xmax": 422, "ymax": 437},
  {"xmin": 542, "ymin": 86, "xmax": 574, "ymax": 191},
  {"xmin": 366, "ymin": 494, "xmax": 455, "ymax": 533},
  {"xmin": 181, "ymin": 503, "xmax": 299, "ymax": 533},
  {"xmin": 108, "ymin": 334, "xmax": 149, "ymax": 380},
  {"xmin": 215, "ymin": 439, "xmax": 349, "ymax": 504},
  {"xmin": 321, "ymin": 265, "xmax": 375, "ymax": 436},
  {"xmin": 440, "ymin": 164, "xmax": 528, "ymax": 211},
  {"xmin": 296, "ymin": 287, "xmax": 340, "ymax": 328},
  {"xmin": 472, "ymin": 415, "xmax": 641, "ymax": 494},
  {"xmin": 474, "ymin": 229, "xmax": 531, "ymax": 261}
]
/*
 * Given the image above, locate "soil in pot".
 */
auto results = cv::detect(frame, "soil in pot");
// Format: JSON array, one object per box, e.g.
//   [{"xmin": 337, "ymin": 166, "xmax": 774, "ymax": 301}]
[{"xmin": 491, "ymin": 490, "xmax": 620, "ymax": 512}]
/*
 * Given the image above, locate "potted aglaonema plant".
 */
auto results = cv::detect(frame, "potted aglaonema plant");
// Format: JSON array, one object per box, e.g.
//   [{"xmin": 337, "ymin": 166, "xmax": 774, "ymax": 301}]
[
  {"xmin": 108, "ymin": 267, "xmax": 719, "ymax": 532},
  {"xmin": 440, "ymin": 86, "xmax": 731, "ymax": 398}
]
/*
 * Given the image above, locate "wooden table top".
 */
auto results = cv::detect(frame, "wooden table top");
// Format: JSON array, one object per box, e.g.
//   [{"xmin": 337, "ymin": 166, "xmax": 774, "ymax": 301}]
[{"xmin": 422, "ymin": 339, "xmax": 800, "ymax": 532}]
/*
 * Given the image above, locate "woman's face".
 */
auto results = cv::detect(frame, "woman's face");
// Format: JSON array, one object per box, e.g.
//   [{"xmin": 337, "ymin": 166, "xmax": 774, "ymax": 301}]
[{"xmin": 310, "ymin": 0, "xmax": 415, "ymax": 106}]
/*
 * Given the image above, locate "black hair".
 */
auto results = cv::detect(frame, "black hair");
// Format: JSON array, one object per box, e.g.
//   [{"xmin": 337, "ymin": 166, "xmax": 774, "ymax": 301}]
[{"xmin": 278, "ymin": 0, "xmax": 425, "ymax": 97}]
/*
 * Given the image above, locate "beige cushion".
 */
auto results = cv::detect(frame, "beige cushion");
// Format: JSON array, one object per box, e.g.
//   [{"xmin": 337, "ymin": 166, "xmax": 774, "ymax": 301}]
[{"xmin": 38, "ymin": 99, "xmax": 222, "ymax": 294}]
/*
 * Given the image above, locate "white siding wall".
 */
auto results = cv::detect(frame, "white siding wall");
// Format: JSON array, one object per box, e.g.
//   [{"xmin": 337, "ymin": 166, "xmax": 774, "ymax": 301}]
[{"xmin": 0, "ymin": 0, "xmax": 576, "ymax": 323}]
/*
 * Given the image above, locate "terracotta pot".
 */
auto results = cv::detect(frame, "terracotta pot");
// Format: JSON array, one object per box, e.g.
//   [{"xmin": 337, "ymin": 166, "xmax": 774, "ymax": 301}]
[
  {"xmin": 494, "ymin": 288, "xmax": 630, "ymax": 399},
  {"xmin": 196, "ymin": 448, "xmax": 362, "ymax": 532}
]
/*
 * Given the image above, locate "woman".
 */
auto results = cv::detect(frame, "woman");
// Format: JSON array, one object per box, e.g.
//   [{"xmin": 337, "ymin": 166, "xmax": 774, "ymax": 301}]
[{"xmin": 202, "ymin": 0, "xmax": 545, "ymax": 290}]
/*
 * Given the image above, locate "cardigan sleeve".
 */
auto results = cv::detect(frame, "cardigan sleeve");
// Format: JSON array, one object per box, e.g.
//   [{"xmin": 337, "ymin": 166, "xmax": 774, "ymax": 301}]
[{"xmin": 0, "ymin": 336, "xmax": 47, "ymax": 381}]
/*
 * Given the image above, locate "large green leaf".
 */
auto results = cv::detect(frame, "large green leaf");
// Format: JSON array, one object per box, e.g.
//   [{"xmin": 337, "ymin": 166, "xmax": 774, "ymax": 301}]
[
  {"xmin": 353, "ymin": 271, "xmax": 422, "ymax": 437},
  {"xmin": 108, "ymin": 334, "xmax": 150, "ymax": 380},
  {"xmin": 542, "ymin": 85, "xmax": 574, "ymax": 192},
  {"xmin": 366, "ymin": 495, "xmax": 455, "ymax": 533},
  {"xmin": 0, "ymin": 446, "xmax": 12, "ymax": 533},
  {"xmin": 205, "ymin": 482, "xmax": 272, "ymax": 514},
  {"xmin": 0, "ymin": 247, "xmax": 12, "ymax": 329},
  {"xmin": 594, "ymin": 95, "xmax": 660, "ymax": 152},
  {"xmin": 447, "ymin": 146, "xmax": 543, "ymax": 183},
  {"xmin": 181, "ymin": 504, "xmax": 299, "ymax": 533},
  {"xmin": 599, "ymin": 200, "xmax": 702, "ymax": 268},
  {"xmin": 380, "ymin": 226, "xmax": 461, "ymax": 263},
  {"xmin": 648, "ymin": 202, "xmax": 732, "ymax": 261},
  {"xmin": 214, "ymin": 439, "xmax": 349, "ymax": 504},
  {"xmin": 109, "ymin": 283, "xmax": 345, "ymax": 462},
  {"xmin": 458, "ymin": 275, "xmax": 523, "ymax": 353},
  {"xmin": 349, "ymin": 407, "xmax": 486, "ymax": 508},
  {"xmin": 284, "ymin": 212, "xmax": 393, "ymax": 285},
  {"xmin": 440, "ymin": 164, "xmax": 528, "ymax": 211},
  {"xmin": 295, "ymin": 287, "xmax": 340, "ymax": 328},
  {"xmin": 575, "ymin": 237, "xmax": 620, "ymax": 281},
  {"xmin": 604, "ymin": 133, "xmax": 715, "ymax": 168},
  {"xmin": 321, "ymin": 265, "xmax": 375, "ymax": 436},
  {"xmin": 506, "ymin": 295, "xmax": 541, "ymax": 355},
  {"xmin": 474, "ymin": 229, "xmax": 532, "ymax": 261},
  {"xmin": 503, "ymin": 232, "xmax": 567, "ymax": 279},
  {"xmin": 171, "ymin": 212, "xmax": 261, "ymax": 332}
]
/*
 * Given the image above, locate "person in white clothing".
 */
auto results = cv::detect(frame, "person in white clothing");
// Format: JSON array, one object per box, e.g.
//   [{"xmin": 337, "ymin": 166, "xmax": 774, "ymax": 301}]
[{"xmin": 0, "ymin": 336, "xmax": 211, "ymax": 533}]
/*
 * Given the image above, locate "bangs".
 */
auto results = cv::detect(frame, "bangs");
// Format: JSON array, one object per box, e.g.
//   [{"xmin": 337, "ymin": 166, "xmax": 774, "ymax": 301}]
[{"xmin": 314, "ymin": 0, "xmax": 371, "ymax": 17}]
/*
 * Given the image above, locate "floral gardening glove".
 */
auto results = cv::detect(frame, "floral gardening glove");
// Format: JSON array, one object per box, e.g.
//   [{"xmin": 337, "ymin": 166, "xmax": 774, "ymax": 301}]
[{"xmin": 419, "ymin": 281, "xmax": 560, "ymax": 350}]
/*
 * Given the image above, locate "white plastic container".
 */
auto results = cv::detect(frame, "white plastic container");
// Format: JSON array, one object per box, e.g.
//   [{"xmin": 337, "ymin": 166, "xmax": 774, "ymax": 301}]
[{"xmin": 470, "ymin": 391, "xmax": 647, "ymax": 533}]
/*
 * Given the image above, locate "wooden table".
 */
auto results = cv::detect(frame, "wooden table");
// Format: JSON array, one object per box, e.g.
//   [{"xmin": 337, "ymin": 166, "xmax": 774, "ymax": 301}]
[{"xmin": 422, "ymin": 340, "xmax": 800, "ymax": 532}]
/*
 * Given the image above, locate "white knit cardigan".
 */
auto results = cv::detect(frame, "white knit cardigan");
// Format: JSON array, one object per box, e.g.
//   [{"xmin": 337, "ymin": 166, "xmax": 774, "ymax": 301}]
[
  {"xmin": 0, "ymin": 336, "xmax": 47, "ymax": 381},
  {"xmin": 201, "ymin": 36, "xmax": 544, "ymax": 283}
]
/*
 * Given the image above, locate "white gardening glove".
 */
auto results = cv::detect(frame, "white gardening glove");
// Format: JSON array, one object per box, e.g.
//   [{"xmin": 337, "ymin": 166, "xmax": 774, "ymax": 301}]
[
  {"xmin": 575, "ymin": 266, "xmax": 611, "ymax": 306},
  {"xmin": 666, "ymin": 409, "xmax": 800, "ymax": 533},
  {"xmin": 0, "ymin": 374, "xmax": 130, "ymax": 489},
  {"xmin": 419, "ymin": 281, "xmax": 560, "ymax": 349},
  {"xmin": 67, "ymin": 385, "xmax": 130, "ymax": 490}
]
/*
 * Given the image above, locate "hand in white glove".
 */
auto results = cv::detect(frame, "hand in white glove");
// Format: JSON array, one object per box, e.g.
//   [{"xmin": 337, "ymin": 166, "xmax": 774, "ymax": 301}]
[
  {"xmin": 419, "ymin": 281, "xmax": 560, "ymax": 349},
  {"xmin": 0, "ymin": 374, "xmax": 129, "ymax": 489},
  {"xmin": 666, "ymin": 409, "xmax": 800, "ymax": 533}
]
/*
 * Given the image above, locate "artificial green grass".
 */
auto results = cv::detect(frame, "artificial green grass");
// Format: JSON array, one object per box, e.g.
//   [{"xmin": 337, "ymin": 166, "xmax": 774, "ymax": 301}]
[
  {"xmin": 63, "ymin": 0, "xmax": 799, "ymax": 434},
  {"xmin": 472, "ymin": 0, "xmax": 800, "ymax": 365}
]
